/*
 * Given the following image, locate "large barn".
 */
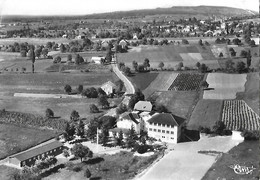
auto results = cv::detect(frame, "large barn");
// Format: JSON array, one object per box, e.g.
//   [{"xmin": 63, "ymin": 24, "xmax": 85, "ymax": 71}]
[{"xmin": 8, "ymin": 140, "xmax": 64, "ymax": 167}]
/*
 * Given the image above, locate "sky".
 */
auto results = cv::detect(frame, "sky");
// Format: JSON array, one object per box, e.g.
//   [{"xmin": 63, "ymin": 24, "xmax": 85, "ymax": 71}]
[{"xmin": 0, "ymin": 0, "xmax": 259, "ymax": 16}]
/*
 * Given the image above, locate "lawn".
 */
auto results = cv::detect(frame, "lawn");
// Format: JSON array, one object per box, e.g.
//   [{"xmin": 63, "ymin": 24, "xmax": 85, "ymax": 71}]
[
  {"xmin": 202, "ymin": 140, "xmax": 259, "ymax": 180},
  {"xmin": 188, "ymin": 99, "xmax": 223, "ymax": 130},
  {"xmin": 44, "ymin": 151, "xmax": 161, "ymax": 180},
  {"xmin": 236, "ymin": 72, "xmax": 259, "ymax": 114},
  {"xmin": 0, "ymin": 123, "xmax": 59, "ymax": 160},
  {"xmin": 0, "ymin": 165, "xmax": 19, "ymax": 180},
  {"xmin": 129, "ymin": 72, "xmax": 159, "ymax": 91},
  {"xmin": 0, "ymin": 38, "xmax": 72, "ymax": 45},
  {"xmin": 155, "ymin": 91, "xmax": 199, "ymax": 119}
]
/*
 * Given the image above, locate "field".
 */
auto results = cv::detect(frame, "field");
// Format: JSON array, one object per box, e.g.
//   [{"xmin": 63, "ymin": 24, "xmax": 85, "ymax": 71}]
[
  {"xmin": 188, "ymin": 99, "xmax": 223, "ymax": 130},
  {"xmin": 44, "ymin": 151, "xmax": 161, "ymax": 180},
  {"xmin": 118, "ymin": 44, "xmax": 218, "ymax": 69},
  {"xmin": 222, "ymin": 100, "xmax": 260, "ymax": 131},
  {"xmin": 0, "ymin": 123, "xmax": 58, "ymax": 159},
  {"xmin": 155, "ymin": 91, "xmax": 199, "ymax": 119},
  {"xmin": 203, "ymin": 140, "xmax": 259, "ymax": 180},
  {"xmin": 0, "ymin": 38, "xmax": 72, "ymax": 45},
  {"xmin": 168, "ymin": 73, "xmax": 204, "ymax": 91},
  {"xmin": 143, "ymin": 72, "xmax": 178, "ymax": 97},
  {"xmin": 203, "ymin": 73, "xmax": 247, "ymax": 99},
  {"xmin": 129, "ymin": 72, "xmax": 159, "ymax": 91},
  {"xmin": 236, "ymin": 73, "xmax": 259, "ymax": 114}
]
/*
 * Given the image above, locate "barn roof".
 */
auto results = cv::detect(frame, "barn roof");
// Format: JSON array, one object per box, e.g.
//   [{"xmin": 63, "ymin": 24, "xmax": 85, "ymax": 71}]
[
  {"xmin": 134, "ymin": 101, "xmax": 153, "ymax": 112},
  {"xmin": 10, "ymin": 140, "xmax": 63, "ymax": 161}
]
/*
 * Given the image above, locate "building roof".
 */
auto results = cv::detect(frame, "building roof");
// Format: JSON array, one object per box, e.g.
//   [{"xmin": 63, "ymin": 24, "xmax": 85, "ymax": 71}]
[
  {"xmin": 120, "ymin": 112, "xmax": 140, "ymax": 124},
  {"xmin": 101, "ymin": 81, "xmax": 116, "ymax": 88},
  {"xmin": 10, "ymin": 141, "xmax": 63, "ymax": 161},
  {"xmin": 134, "ymin": 101, "xmax": 153, "ymax": 112},
  {"xmin": 147, "ymin": 113, "xmax": 185, "ymax": 127}
]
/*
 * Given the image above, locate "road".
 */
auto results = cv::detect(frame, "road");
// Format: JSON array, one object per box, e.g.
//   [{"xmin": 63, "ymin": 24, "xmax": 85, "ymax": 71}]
[{"xmin": 111, "ymin": 63, "xmax": 135, "ymax": 95}]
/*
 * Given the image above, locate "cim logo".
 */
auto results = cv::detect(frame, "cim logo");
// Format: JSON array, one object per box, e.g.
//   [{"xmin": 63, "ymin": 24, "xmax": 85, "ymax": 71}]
[{"xmin": 229, "ymin": 164, "xmax": 256, "ymax": 175}]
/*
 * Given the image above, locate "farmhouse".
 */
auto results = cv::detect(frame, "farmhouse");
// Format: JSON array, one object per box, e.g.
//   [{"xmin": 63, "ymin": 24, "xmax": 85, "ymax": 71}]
[
  {"xmin": 119, "ymin": 39, "xmax": 128, "ymax": 49},
  {"xmin": 101, "ymin": 81, "xmax": 117, "ymax": 95},
  {"xmin": 147, "ymin": 113, "xmax": 185, "ymax": 143},
  {"xmin": 91, "ymin": 56, "xmax": 105, "ymax": 64},
  {"xmin": 116, "ymin": 112, "xmax": 144, "ymax": 133},
  {"xmin": 134, "ymin": 101, "xmax": 153, "ymax": 112},
  {"xmin": 8, "ymin": 140, "xmax": 63, "ymax": 167}
]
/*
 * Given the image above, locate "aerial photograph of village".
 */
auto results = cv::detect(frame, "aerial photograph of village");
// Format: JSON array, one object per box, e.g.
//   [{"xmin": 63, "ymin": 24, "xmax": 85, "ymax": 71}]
[{"xmin": 0, "ymin": 0, "xmax": 259, "ymax": 179}]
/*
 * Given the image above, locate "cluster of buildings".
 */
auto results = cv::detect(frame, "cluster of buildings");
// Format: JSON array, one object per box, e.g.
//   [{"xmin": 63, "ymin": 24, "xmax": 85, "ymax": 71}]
[{"xmin": 109, "ymin": 100, "xmax": 185, "ymax": 144}]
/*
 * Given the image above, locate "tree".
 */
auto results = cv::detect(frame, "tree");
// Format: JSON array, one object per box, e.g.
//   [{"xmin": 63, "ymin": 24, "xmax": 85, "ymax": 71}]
[
  {"xmin": 77, "ymin": 85, "xmax": 83, "ymax": 94},
  {"xmin": 143, "ymin": 58, "xmax": 150, "ymax": 70},
  {"xmin": 64, "ymin": 84, "xmax": 72, "ymax": 94},
  {"xmin": 158, "ymin": 62, "xmax": 164, "ymax": 70},
  {"xmin": 225, "ymin": 59, "xmax": 235, "ymax": 72},
  {"xmin": 71, "ymin": 143, "xmax": 93, "ymax": 162},
  {"xmin": 198, "ymin": 39, "xmax": 203, "ymax": 46},
  {"xmin": 200, "ymin": 63, "xmax": 208, "ymax": 73},
  {"xmin": 53, "ymin": 56, "xmax": 61, "ymax": 63},
  {"xmin": 97, "ymin": 88, "xmax": 107, "ymax": 97},
  {"xmin": 75, "ymin": 54, "xmax": 84, "ymax": 65},
  {"xmin": 122, "ymin": 66, "xmax": 131, "ymax": 76},
  {"xmin": 63, "ymin": 149, "xmax": 70, "ymax": 158},
  {"xmin": 45, "ymin": 108, "xmax": 54, "ymax": 118},
  {"xmin": 200, "ymin": 81, "xmax": 209, "ymax": 89},
  {"xmin": 219, "ymin": 52, "xmax": 224, "ymax": 58},
  {"xmin": 99, "ymin": 129, "xmax": 109, "ymax": 146},
  {"xmin": 240, "ymin": 50, "xmax": 248, "ymax": 57},
  {"xmin": 98, "ymin": 95, "xmax": 109, "ymax": 109},
  {"xmin": 177, "ymin": 62, "xmax": 183, "ymax": 70},
  {"xmin": 42, "ymin": 48, "xmax": 48, "ymax": 58},
  {"xmin": 114, "ymin": 80, "xmax": 124, "ymax": 94},
  {"xmin": 117, "ymin": 130, "xmax": 124, "ymax": 146},
  {"xmin": 67, "ymin": 54, "xmax": 72, "ymax": 62},
  {"xmin": 195, "ymin": 62, "xmax": 201, "ymax": 69},
  {"xmin": 125, "ymin": 125, "xmax": 138, "ymax": 148},
  {"xmin": 132, "ymin": 61, "xmax": 138, "ymax": 71},
  {"xmin": 236, "ymin": 61, "xmax": 247, "ymax": 74},
  {"xmin": 246, "ymin": 50, "xmax": 252, "ymax": 68},
  {"xmin": 84, "ymin": 168, "xmax": 91, "ymax": 179},
  {"xmin": 205, "ymin": 41, "xmax": 210, "ymax": 46},
  {"xmin": 89, "ymin": 104, "xmax": 99, "ymax": 113},
  {"xmin": 212, "ymin": 121, "xmax": 226, "ymax": 135},
  {"xmin": 70, "ymin": 110, "xmax": 80, "ymax": 121},
  {"xmin": 182, "ymin": 39, "xmax": 189, "ymax": 44},
  {"xmin": 29, "ymin": 46, "xmax": 35, "ymax": 73},
  {"xmin": 60, "ymin": 43, "xmax": 66, "ymax": 53},
  {"xmin": 76, "ymin": 120, "xmax": 85, "ymax": 138},
  {"xmin": 116, "ymin": 103, "xmax": 127, "ymax": 115},
  {"xmin": 35, "ymin": 48, "xmax": 42, "ymax": 59},
  {"xmin": 64, "ymin": 122, "xmax": 76, "ymax": 141}
]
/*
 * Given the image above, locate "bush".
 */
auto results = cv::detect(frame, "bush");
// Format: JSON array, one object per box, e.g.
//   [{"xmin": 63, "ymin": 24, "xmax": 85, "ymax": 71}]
[
  {"xmin": 45, "ymin": 108, "xmax": 54, "ymax": 118},
  {"xmin": 89, "ymin": 104, "xmax": 99, "ymax": 113},
  {"xmin": 72, "ymin": 166, "xmax": 82, "ymax": 172},
  {"xmin": 137, "ymin": 145, "xmax": 150, "ymax": 154},
  {"xmin": 241, "ymin": 130, "xmax": 260, "ymax": 140}
]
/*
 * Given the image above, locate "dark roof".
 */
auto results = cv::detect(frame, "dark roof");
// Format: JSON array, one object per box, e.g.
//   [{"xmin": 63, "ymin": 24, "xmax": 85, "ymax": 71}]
[
  {"xmin": 120, "ymin": 112, "xmax": 139, "ymax": 124},
  {"xmin": 10, "ymin": 141, "xmax": 63, "ymax": 161},
  {"xmin": 147, "ymin": 113, "xmax": 185, "ymax": 127}
]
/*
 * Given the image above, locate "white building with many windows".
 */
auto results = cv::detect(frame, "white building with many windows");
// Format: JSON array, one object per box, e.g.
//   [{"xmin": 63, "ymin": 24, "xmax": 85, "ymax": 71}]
[{"xmin": 147, "ymin": 113, "xmax": 185, "ymax": 144}]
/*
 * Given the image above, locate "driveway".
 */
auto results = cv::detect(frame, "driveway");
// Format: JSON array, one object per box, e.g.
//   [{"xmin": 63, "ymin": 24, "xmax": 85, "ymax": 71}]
[{"xmin": 137, "ymin": 136, "xmax": 243, "ymax": 180}]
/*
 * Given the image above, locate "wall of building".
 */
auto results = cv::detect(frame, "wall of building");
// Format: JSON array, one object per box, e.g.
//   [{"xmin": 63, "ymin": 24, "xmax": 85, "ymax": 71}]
[
  {"xmin": 147, "ymin": 122, "xmax": 179, "ymax": 144},
  {"xmin": 117, "ymin": 120, "xmax": 140, "ymax": 133}
]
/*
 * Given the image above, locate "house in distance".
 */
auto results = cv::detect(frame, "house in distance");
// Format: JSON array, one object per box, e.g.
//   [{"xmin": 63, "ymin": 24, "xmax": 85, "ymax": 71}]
[{"xmin": 101, "ymin": 81, "xmax": 117, "ymax": 95}]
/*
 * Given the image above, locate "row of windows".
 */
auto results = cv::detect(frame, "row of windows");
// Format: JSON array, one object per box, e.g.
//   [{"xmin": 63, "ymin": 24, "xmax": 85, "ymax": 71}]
[
  {"xmin": 151, "ymin": 123, "xmax": 174, "ymax": 128},
  {"xmin": 149, "ymin": 128, "xmax": 174, "ymax": 134},
  {"xmin": 161, "ymin": 136, "xmax": 174, "ymax": 140},
  {"xmin": 21, "ymin": 147, "xmax": 62, "ymax": 166}
]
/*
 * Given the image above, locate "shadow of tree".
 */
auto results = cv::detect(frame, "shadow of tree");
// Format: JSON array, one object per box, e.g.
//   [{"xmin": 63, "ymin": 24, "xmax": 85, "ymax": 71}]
[{"xmin": 83, "ymin": 157, "xmax": 104, "ymax": 165}]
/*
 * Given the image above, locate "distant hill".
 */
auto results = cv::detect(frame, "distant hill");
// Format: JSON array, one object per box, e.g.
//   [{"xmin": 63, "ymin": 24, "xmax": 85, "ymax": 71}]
[{"xmin": 84, "ymin": 6, "xmax": 258, "ymax": 19}]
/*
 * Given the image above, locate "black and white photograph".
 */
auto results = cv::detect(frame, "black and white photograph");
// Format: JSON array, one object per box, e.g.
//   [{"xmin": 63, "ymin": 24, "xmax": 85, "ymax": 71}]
[{"xmin": 0, "ymin": 0, "xmax": 259, "ymax": 179}]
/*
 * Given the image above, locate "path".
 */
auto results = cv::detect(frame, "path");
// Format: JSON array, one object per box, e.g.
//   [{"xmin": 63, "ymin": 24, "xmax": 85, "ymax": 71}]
[{"xmin": 137, "ymin": 136, "xmax": 243, "ymax": 180}]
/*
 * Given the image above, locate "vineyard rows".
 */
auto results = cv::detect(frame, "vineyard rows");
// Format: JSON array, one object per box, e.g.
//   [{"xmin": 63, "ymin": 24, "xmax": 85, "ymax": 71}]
[
  {"xmin": 222, "ymin": 100, "xmax": 260, "ymax": 131},
  {"xmin": 168, "ymin": 73, "xmax": 204, "ymax": 91}
]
